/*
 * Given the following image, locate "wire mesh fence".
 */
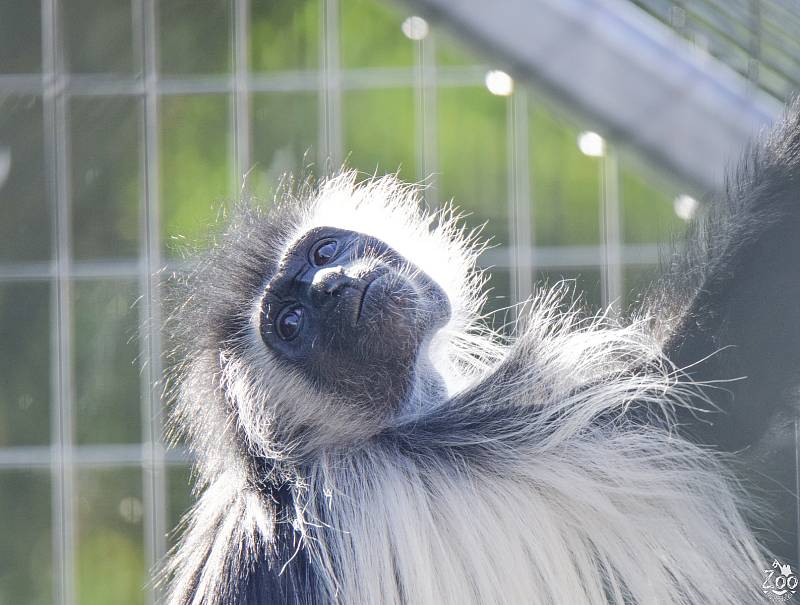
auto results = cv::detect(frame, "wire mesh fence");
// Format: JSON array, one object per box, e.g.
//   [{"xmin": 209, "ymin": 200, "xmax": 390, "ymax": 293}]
[{"xmin": 0, "ymin": 1, "xmax": 770, "ymax": 603}]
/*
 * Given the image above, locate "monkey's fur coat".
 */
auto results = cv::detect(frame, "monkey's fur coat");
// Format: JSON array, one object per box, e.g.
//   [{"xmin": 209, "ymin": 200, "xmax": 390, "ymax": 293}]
[{"xmin": 163, "ymin": 104, "xmax": 800, "ymax": 604}]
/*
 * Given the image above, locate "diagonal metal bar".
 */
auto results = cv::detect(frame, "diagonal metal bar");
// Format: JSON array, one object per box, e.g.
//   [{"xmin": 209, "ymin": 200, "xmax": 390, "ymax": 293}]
[{"xmin": 402, "ymin": 0, "xmax": 782, "ymax": 191}]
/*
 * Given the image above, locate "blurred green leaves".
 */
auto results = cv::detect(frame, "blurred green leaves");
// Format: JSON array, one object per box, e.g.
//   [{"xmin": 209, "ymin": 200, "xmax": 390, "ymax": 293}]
[
  {"xmin": 76, "ymin": 469, "xmax": 145, "ymax": 605},
  {"xmin": 531, "ymin": 107, "xmax": 601, "ymax": 246},
  {"xmin": 0, "ymin": 282, "xmax": 50, "ymax": 446},
  {"xmin": 621, "ymin": 164, "xmax": 681, "ymax": 244},
  {"xmin": 0, "ymin": 470, "xmax": 52, "ymax": 605},
  {"xmin": 344, "ymin": 88, "xmax": 415, "ymax": 181},
  {"xmin": 159, "ymin": 0, "xmax": 232, "ymax": 75},
  {"xmin": 63, "ymin": 0, "xmax": 137, "ymax": 74},
  {"xmin": 0, "ymin": 96, "xmax": 49, "ymax": 262},
  {"xmin": 160, "ymin": 94, "xmax": 232, "ymax": 255},
  {"xmin": 73, "ymin": 280, "xmax": 142, "ymax": 444},
  {"xmin": 0, "ymin": 1, "xmax": 41, "ymax": 73},
  {"xmin": 341, "ymin": 0, "xmax": 414, "ymax": 68},
  {"xmin": 70, "ymin": 97, "xmax": 142, "ymax": 260},
  {"xmin": 438, "ymin": 87, "xmax": 508, "ymax": 244},
  {"xmin": 251, "ymin": 0, "xmax": 320, "ymax": 71},
  {"xmin": 251, "ymin": 91, "xmax": 318, "ymax": 196}
]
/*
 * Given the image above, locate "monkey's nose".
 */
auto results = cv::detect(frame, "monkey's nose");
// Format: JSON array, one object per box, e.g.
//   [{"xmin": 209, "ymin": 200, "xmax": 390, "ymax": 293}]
[{"xmin": 311, "ymin": 266, "xmax": 357, "ymax": 301}]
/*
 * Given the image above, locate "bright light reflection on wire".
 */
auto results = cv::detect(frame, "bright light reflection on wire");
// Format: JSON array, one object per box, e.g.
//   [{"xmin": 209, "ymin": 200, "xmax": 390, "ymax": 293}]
[
  {"xmin": 401, "ymin": 16, "xmax": 429, "ymax": 41},
  {"xmin": 485, "ymin": 70, "xmax": 514, "ymax": 96},
  {"xmin": 577, "ymin": 131, "xmax": 606, "ymax": 157}
]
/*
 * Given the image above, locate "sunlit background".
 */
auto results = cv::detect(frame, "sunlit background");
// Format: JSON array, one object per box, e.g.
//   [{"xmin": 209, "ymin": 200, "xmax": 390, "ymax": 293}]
[{"xmin": 0, "ymin": 0, "xmax": 798, "ymax": 603}]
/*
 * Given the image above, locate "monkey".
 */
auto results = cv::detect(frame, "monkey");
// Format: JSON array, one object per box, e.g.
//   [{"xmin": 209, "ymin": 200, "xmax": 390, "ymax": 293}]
[{"xmin": 162, "ymin": 102, "xmax": 800, "ymax": 604}]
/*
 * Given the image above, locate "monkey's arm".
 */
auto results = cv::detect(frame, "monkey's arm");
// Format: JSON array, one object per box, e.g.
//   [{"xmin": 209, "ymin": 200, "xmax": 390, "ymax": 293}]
[
  {"xmin": 658, "ymin": 103, "xmax": 800, "ymax": 452},
  {"xmin": 653, "ymin": 103, "xmax": 800, "ymax": 563}
]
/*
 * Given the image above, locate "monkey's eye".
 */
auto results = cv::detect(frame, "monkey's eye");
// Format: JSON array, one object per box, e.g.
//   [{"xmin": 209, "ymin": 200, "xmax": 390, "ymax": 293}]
[
  {"xmin": 275, "ymin": 305, "xmax": 304, "ymax": 341},
  {"xmin": 310, "ymin": 239, "xmax": 338, "ymax": 266}
]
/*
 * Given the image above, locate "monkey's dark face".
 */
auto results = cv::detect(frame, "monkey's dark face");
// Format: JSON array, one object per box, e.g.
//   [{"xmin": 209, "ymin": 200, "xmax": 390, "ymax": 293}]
[{"xmin": 259, "ymin": 226, "xmax": 451, "ymax": 409}]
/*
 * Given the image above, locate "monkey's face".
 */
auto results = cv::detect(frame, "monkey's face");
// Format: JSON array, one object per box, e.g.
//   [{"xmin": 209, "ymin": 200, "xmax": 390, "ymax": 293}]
[{"xmin": 258, "ymin": 226, "xmax": 451, "ymax": 409}]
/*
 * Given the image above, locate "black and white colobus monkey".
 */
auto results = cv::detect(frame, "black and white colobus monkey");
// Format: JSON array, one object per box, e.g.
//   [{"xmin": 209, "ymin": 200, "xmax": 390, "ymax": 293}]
[{"xmin": 163, "ymin": 103, "xmax": 800, "ymax": 604}]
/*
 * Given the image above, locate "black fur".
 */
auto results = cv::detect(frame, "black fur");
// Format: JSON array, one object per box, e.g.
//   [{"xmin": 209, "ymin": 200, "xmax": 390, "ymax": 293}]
[{"xmin": 654, "ymin": 100, "xmax": 800, "ymax": 563}]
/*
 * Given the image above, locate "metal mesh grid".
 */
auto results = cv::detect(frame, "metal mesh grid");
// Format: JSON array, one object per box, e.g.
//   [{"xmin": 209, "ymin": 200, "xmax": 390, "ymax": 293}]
[
  {"xmin": 0, "ymin": 1, "xmax": 731, "ymax": 603},
  {"xmin": 633, "ymin": 0, "xmax": 800, "ymax": 100}
]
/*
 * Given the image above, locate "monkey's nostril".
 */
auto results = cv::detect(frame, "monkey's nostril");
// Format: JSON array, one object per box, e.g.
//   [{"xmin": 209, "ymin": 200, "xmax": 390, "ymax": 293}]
[{"xmin": 324, "ymin": 274, "xmax": 348, "ymax": 295}]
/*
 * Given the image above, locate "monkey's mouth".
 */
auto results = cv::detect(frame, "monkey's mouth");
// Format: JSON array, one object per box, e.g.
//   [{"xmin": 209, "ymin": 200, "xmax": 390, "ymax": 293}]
[{"xmin": 354, "ymin": 273, "xmax": 384, "ymax": 325}]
